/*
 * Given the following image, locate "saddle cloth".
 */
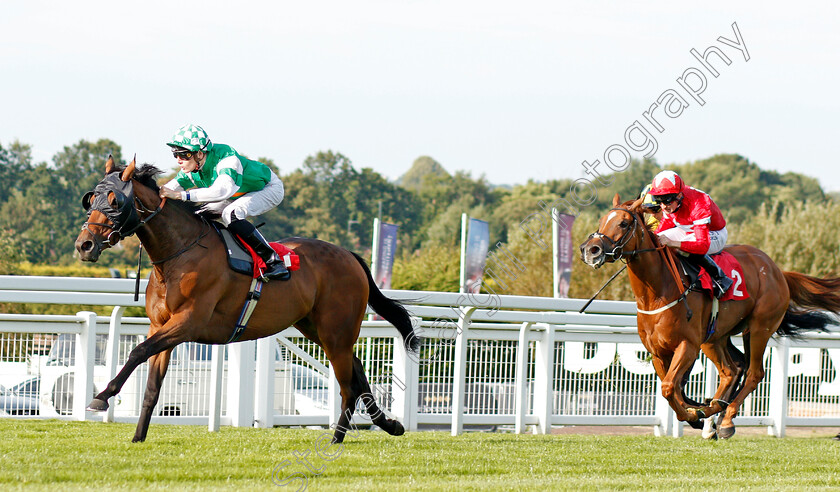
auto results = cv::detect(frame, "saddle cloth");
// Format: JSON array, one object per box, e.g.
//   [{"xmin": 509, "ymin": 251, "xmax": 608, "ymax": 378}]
[
  {"xmin": 213, "ymin": 223, "xmax": 300, "ymax": 279},
  {"xmin": 682, "ymin": 250, "xmax": 749, "ymax": 301}
]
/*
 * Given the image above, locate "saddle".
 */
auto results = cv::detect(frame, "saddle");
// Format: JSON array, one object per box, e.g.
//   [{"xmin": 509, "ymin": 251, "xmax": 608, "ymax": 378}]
[
  {"xmin": 211, "ymin": 223, "xmax": 300, "ymax": 279},
  {"xmin": 677, "ymin": 251, "xmax": 748, "ymax": 302}
]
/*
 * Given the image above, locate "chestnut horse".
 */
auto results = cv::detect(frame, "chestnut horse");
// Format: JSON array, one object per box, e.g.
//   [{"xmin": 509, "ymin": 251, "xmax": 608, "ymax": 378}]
[
  {"xmin": 75, "ymin": 157, "xmax": 419, "ymax": 443},
  {"xmin": 580, "ymin": 194, "xmax": 840, "ymax": 439}
]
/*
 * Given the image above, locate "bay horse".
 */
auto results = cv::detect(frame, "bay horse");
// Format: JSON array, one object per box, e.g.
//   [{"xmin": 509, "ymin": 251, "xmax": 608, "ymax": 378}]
[
  {"xmin": 580, "ymin": 194, "xmax": 840, "ymax": 439},
  {"xmin": 75, "ymin": 157, "xmax": 419, "ymax": 443}
]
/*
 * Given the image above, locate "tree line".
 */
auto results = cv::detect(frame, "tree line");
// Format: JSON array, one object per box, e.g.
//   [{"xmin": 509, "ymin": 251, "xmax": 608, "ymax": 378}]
[{"xmin": 0, "ymin": 138, "xmax": 834, "ymax": 307}]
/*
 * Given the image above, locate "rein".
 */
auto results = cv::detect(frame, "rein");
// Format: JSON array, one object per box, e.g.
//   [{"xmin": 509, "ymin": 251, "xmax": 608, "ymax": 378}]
[
  {"xmin": 149, "ymin": 218, "xmax": 211, "ymax": 265},
  {"xmin": 590, "ymin": 206, "xmax": 692, "ymax": 317}
]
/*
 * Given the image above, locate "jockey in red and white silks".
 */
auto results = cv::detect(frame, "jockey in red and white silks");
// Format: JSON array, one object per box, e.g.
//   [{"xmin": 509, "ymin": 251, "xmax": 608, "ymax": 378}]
[
  {"xmin": 655, "ymin": 185, "xmax": 728, "ymax": 255},
  {"xmin": 647, "ymin": 170, "xmax": 733, "ymax": 298}
]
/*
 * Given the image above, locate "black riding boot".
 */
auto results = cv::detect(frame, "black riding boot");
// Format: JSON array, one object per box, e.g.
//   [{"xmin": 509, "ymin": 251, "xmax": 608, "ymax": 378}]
[
  {"xmin": 689, "ymin": 253, "xmax": 733, "ymax": 299},
  {"xmin": 227, "ymin": 219, "xmax": 290, "ymax": 281}
]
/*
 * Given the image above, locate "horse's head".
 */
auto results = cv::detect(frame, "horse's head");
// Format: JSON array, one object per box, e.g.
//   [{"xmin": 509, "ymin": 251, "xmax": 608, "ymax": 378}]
[
  {"xmin": 75, "ymin": 156, "xmax": 148, "ymax": 262},
  {"xmin": 579, "ymin": 193, "xmax": 649, "ymax": 269}
]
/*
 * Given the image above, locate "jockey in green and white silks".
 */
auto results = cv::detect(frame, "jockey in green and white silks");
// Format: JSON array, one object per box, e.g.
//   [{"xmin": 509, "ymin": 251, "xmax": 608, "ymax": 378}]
[
  {"xmin": 160, "ymin": 124, "xmax": 289, "ymax": 280},
  {"xmin": 164, "ymin": 142, "xmax": 283, "ymax": 224}
]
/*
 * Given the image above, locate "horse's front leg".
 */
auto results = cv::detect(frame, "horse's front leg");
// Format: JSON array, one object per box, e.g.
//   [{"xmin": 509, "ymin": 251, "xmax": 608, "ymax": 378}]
[
  {"xmin": 133, "ymin": 348, "xmax": 174, "ymax": 443},
  {"xmin": 691, "ymin": 341, "xmax": 741, "ymax": 421},
  {"xmin": 87, "ymin": 329, "xmax": 182, "ymax": 412},
  {"xmin": 658, "ymin": 341, "xmax": 702, "ymax": 423}
]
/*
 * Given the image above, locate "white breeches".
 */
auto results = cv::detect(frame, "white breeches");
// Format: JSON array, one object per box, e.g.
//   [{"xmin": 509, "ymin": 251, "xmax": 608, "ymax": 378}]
[{"xmin": 202, "ymin": 174, "xmax": 285, "ymax": 225}]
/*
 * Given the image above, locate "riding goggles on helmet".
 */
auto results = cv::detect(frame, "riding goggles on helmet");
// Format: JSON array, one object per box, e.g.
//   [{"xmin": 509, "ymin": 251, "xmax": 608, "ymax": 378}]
[
  {"xmin": 172, "ymin": 150, "xmax": 194, "ymax": 160},
  {"xmin": 652, "ymin": 193, "xmax": 680, "ymax": 205}
]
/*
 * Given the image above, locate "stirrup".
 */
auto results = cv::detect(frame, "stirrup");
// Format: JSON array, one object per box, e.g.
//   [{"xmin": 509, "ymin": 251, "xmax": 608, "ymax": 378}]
[
  {"xmin": 712, "ymin": 276, "xmax": 733, "ymax": 299},
  {"xmin": 261, "ymin": 257, "xmax": 290, "ymax": 281}
]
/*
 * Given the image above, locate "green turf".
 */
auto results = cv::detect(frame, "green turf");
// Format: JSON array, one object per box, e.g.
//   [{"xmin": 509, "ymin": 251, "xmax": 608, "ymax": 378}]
[{"xmin": 1, "ymin": 420, "xmax": 838, "ymax": 491}]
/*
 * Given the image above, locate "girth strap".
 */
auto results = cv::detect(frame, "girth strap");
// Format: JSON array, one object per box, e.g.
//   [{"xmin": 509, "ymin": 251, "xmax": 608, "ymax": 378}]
[
  {"xmin": 227, "ymin": 278, "xmax": 264, "ymax": 343},
  {"xmin": 704, "ymin": 297, "xmax": 719, "ymax": 343}
]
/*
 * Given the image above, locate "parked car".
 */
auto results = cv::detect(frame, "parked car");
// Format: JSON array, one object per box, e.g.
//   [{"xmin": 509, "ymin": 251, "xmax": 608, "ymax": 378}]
[
  {"xmin": 10, "ymin": 377, "xmax": 40, "ymax": 400},
  {"xmin": 0, "ymin": 383, "xmax": 39, "ymax": 415},
  {"xmin": 286, "ymin": 362, "xmax": 329, "ymax": 414}
]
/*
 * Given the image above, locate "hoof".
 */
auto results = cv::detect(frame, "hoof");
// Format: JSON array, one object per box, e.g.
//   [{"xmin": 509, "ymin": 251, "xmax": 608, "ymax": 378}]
[
  {"xmin": 377, "ymin": 418, "xmax": 404, "ymax": 436},
  {"xmin": 718, "ymin": 426, "xmax": 736, "ymax": 439},
  {"xmin": 390, "ymin": 420, "xmax": 405, "ymax": 436},
  {"xmin": 686, "ymin": 408, "xmax": 705, "ymax": 429},
  {"xmin": 87, "ymin": 398, "xmax": 109, "ymax": 412},
  {"xmin": 701, "ymin": 419, "xmax": 718, "ymax": 440}
]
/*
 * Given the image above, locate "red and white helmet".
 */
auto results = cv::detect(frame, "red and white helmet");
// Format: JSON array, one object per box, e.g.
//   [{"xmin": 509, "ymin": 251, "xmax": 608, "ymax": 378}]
[{"xmin": 649, "ymin": 170, "xmax": 684, "ymax": 195}]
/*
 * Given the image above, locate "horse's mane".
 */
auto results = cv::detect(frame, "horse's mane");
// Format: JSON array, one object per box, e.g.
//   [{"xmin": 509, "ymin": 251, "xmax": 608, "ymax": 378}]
[{"xmin": 106, "ymin": 163, "xmax": 220, "ymax": 220}]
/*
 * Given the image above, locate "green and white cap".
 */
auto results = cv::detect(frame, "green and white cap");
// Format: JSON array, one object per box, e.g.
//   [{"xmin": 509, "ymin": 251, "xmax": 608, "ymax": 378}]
[{"xmin": 166, "ymin": 124, "xmax": 213, "ymax": 152}]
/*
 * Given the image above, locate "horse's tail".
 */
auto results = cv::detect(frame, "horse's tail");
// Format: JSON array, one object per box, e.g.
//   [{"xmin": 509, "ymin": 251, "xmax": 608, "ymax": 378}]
[
  {"xmin": 778, "ymin": 272, "xmax": 840, "ymax": 337},
  {"xmin": 352, "ymin": 253, "xmax": 421, "ymax": 353}
]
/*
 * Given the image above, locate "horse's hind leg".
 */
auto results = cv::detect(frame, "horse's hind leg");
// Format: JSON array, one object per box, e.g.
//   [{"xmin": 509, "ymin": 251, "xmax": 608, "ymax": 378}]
[
  {"xmin": 713, "ymin": 339, "xmax": 747, "ymax": 432},
  {"xmin": 328, "ymin": 351, "xmax": 406, "ymax": 444},
  {"xmin": 132, "ymin": 348, "xmax": 173, "ymax": 443},
  {"xmin": 329, "ymin": 351, "xmax": 361, "ymax": 444},
  {"xmin": 351, "ymin": 355, "xmax": 404, "ymax": 436},
  {"xmin": 718, "ymin": 328, "xmax": 774, "ymax": 439},
  {"xmin": 690, "ymin": 338, "xmax": 745, "ymax": 422}
]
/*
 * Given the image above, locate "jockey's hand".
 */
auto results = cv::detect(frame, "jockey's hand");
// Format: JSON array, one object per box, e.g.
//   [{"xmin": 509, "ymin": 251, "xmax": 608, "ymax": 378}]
[
  {"xmin": 659, "ymin": 236, "xmax": 680, "ymax": 248},
  {"xmin": 159, "ymin": 188, "xmax": 182, "ymax": 200}
]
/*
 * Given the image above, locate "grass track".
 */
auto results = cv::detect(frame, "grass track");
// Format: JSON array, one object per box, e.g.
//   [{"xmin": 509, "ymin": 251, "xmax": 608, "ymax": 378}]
[{"xmin": 1, "ymin": 420, "xmax": 839, "ymax": 491}]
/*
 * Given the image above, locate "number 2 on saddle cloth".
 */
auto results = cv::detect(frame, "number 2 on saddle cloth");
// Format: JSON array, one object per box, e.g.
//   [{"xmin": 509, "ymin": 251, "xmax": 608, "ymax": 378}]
[{"xmin": 693, "ymin": 251, "xmax": 749, "ymax": 302}]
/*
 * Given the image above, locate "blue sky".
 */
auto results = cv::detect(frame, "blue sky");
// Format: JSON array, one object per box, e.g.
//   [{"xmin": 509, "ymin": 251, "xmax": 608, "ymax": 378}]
[{"xmin": 2, "ymin": 1, "xmax": 838, "ymax": 189}]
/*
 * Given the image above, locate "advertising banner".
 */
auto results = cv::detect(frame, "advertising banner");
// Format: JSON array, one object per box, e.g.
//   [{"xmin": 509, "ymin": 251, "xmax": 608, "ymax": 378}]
[
  {"xmin": 374, "ymin": 222, "xmax": 398, "ymax": 289},
  {"xmin": 462, "ymin": 217, "xmax": 490, "ymax": 294},
  {"xmin": 553, "ymin": 211, "xmax": 575, "ymax": 298}
]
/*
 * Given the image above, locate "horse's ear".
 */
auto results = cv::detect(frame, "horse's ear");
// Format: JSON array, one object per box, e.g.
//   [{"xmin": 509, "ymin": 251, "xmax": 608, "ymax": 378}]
[
  {"xmin": 629, "ymin": 197, "xmax": 645, "ymax": 212},
  {"xmin": 612, "ymin": 193, "xmax": 621, "ymax": 207},
  {"xmin": 121, "ymin": 155, "xmax": 136, "ymax": 182},
  {"xmin": 105, "ymin": 155, "xmax": 115, "ymax": 175}
]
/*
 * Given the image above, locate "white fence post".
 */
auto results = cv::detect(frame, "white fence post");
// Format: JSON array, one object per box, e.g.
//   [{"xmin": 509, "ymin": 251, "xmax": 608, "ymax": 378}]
[
  {"xmin": 451, "ymin": 306, "xmax": 476, "ymax": 436},
  {"xmin": 208, "ymin": 344, "xmax": 225, "ymax": 432},
  {"xmin": 103, "ymin": 306, "xmax": 125, "ymax": 423},
  {"xmin": 532, "ymin": 323, "xmax": 555, "ymax": 434},
  {"xmin": 514, "ymin": 322, "xmax": 532, "ymax": 434},
  {"xmin": 768, "ymin": 341, "xmax": 790, "ymax": 437},
  {"xmin": 226, "ymin": 341, "xmax": 256, "ymax": 427},
  {"xmin": 392, "ymin": 334, "xmax": 418, "ymax": 432},
  {"xmin": 254, "ymin": 337, "xmax": 275, "ymax": 429},
  {"xmin": 74, "ymin": 311, "xmax": 97, "ymax": 421}
]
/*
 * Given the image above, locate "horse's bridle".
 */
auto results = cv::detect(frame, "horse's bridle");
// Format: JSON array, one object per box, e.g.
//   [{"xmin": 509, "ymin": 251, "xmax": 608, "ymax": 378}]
[
  {"xmin": 586, "ymin": 207, "xmax": 659, "ymax": 262},
  {"xmin": 589, "ymin": 206, "xmax": 695, "ymax": 318},
  {"xmin": 81, "ymin": 174, "xmax": 166, "ymax": 250}
]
